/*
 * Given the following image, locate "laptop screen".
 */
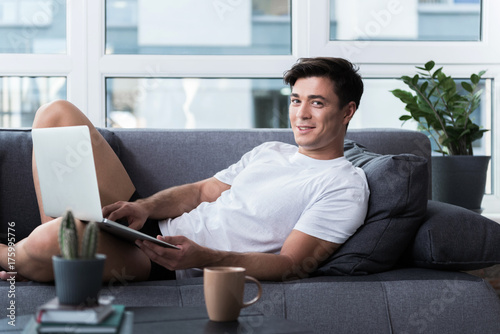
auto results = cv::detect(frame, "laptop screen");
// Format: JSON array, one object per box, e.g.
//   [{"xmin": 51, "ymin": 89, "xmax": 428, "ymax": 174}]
[{"xmin": 32, "ymin": 126, "xmax": 104, "ymax": 222}]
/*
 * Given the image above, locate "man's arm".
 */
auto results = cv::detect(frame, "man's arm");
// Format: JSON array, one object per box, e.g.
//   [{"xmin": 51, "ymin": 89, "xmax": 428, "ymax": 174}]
[
  {"xmin": 135, "ymin": 230, "xmax": 339, "ymax": 281},
  {"xmin": 102, "ymin": 177, "xmax": 230, "ymax": 230}
]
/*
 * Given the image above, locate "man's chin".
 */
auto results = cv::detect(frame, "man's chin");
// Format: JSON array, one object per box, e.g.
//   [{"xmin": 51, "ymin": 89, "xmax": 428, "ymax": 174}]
[
  {"xmin": 293, "ymin": 132, "xmax": 312, "ymax": 144},
  {"xmin": 293, "ymin": 136, "xmax": 315, "ymax": 149}
]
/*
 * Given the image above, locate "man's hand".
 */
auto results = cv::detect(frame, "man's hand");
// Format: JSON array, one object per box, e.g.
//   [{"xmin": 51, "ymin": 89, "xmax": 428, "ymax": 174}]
[
  {"xmin": 135, "ymin": 236, "xmax": 211, "ymax": 271},
  {"xmin": 135, "ymin": 230, "xmax": 340, "ymax": 282},
  {"xmin": 101, "ymin": 177, "xmax": 230, "ymax": 231},
  {"xmin": 102, "ymin": 201, "xmax": 149, "ymax": 230}
]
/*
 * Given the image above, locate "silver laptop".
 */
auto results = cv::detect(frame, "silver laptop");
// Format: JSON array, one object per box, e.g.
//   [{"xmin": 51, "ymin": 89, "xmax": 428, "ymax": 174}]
[{"xmin": 32, "ymin": 125, "xmax": 178, "ymax": 249}]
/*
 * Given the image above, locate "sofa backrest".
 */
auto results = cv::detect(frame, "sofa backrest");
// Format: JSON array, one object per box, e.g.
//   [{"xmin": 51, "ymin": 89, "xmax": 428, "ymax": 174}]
[
  {"xmin": 0, "ymin": 127, "xmax": 431, "ymax": 242},
  {"xmin": 111, "ymin": 128, "xmax": 431, "ymax": 196}
]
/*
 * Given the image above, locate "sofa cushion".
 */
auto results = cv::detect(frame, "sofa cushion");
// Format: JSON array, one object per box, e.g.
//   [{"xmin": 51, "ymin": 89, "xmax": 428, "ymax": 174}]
[
  {"xmin": 409, "ymin": 200, "xmax": 500, "ymax": 270},
  {"xmin": 315, "ymin": 140, "xmax": 428, "ymax": 275}
]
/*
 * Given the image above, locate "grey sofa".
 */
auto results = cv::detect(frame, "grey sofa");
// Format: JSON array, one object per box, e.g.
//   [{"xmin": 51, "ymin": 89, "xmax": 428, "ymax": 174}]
[{"xmin": 1, "ymin": 127, "xmax": 500, "ymax": 333}]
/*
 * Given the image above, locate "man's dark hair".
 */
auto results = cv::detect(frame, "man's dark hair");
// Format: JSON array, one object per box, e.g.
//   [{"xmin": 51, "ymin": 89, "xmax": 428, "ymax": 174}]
[{"xmin": 283, "ymin": 57, "xmax": 364, "ymax": 109}]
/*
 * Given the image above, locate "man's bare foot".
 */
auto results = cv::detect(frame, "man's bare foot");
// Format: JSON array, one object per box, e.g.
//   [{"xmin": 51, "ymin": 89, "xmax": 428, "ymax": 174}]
[{"xmin": 0, "ymin": 271, "xmax": 29, "ymax": 282}]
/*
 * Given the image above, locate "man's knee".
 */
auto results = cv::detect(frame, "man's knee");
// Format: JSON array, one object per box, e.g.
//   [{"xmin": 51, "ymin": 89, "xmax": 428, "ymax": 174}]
[
  {"xmin": 26, "ymin": 218, "xmax": 67, "ymax": 261},
  {"xmin": 33, "ymin": 100, "xmax": 83, "ymax": 129},
  {"xmin": 28, "ymin": 218, "xmax": 91, "ymax": 259}
]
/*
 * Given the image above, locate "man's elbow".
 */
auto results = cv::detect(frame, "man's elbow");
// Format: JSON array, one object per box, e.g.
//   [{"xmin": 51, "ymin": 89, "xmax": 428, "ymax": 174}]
[
  {"xmin": 277, "ymin": 255, "xmax": 314, "ymax": 282},
  {"xmin": 278, "ymin": 244, "xmax": 340, "ymax": 282}
]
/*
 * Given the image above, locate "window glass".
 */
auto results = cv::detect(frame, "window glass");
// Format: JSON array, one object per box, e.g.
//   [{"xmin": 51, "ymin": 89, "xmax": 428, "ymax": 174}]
[
  {"xmin": 105, "ymin": 0, "xmax": 291, "ymax": 55},
  {"xmin": 106, "ymin": 78, "xmax": 289, "ymax": 128},
  {"xmin": 330, "ymin": 0, "xmax": 482, "ymax": 41},
  {"xmin": 0, "ymin": 77, "xmax": 67, "ymax": 127},
  {"xmin": 0, "ymin": 0, "xmax": 66, "ymax": 53}
]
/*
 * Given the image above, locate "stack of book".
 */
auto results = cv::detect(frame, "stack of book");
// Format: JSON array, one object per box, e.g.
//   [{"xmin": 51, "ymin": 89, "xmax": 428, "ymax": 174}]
[{"xmin": 22, "ymin": 297, "xmax": 133, "ymax": 334}]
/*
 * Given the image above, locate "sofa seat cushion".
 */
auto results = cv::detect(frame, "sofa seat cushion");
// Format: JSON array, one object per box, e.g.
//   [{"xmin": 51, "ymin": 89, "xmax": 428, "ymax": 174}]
[
  {"xmin": 316, "ymin": 140, "xmax": 429, "ymax": 275},
  {"xmin": 409, "ymin": 200, "xmax": 500, "ymax": 270},
  {"xmin": 3, "ymin": 269, "xmax": 500, "ymax": 334}
]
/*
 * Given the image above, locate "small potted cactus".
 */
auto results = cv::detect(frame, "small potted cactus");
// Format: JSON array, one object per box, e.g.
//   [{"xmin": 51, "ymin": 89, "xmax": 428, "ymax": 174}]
[{"xmin": 52, "ymin": 210, "xmax": 106, "ymax": 306}]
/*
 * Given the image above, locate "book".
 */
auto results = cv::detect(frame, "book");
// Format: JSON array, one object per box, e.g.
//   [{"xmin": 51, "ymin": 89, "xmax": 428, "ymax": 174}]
[
  {"xmin": 36, "ymin": 297, "xmax": 115, "ymax": 324},
  {"xmin": 22, "ymin": 310, "xmax": 133, "ymax": 334},
  {"xmin": 36, "ymin": 305, "xmax": 127, "ymax": 334}
]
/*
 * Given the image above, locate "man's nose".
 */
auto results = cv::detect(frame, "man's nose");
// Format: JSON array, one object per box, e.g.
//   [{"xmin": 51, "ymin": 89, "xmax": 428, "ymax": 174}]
[{"xmin": 296, "ymin": 104, "xmax": 311, "ymax": 119}]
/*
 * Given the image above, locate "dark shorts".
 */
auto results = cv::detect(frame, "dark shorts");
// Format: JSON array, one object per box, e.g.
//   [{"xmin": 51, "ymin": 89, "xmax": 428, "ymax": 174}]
[{"xmin": 129, "ymin": 191, "xmax": 176, "ymax": 281}]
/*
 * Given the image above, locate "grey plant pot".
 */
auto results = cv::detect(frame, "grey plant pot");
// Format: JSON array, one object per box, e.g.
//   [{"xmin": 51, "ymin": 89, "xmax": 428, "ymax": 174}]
[
  {"xmin": 52, "ymin": 254, "xmax": 106, "ymax": 306},
  {"xmin": 432, "ymin": 155, "xmax": 491, "ymax": 213}
]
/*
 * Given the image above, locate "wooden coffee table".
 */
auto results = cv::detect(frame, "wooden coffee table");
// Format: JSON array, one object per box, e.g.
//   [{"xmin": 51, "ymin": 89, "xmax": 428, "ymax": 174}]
[{"xmin": 0, "ymin": 305, "xmax": 314, "ymax": 334}]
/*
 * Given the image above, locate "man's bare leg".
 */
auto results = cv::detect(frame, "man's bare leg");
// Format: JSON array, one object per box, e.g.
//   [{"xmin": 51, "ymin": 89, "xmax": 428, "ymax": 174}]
[
  {"xmin": 32, "ymin": 100, "xmax": 135, "ymax": 223},
  {"xmin": 0, "ymin": 100, "xmax": 151, "ymax": 282},
  {"xmin": 0, "ymin": 218, "xmax": 150, "ymax": 282}
]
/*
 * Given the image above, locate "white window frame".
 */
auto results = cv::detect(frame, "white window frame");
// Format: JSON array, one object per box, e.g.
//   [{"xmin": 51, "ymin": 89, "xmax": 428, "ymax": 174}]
[
  {"xmin": 0, "ymin": 0, "xmax": 499, "ymax": 218},
  {"xmin": 311, "ymin": 0, "xmax": 500, "ymax": 64}
]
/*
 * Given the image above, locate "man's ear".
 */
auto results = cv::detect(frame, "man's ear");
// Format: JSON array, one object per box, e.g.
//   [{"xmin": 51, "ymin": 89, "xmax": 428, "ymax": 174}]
[{"xmin": 343, "ymin": 101, "xmax": 357, "ymax": 122}]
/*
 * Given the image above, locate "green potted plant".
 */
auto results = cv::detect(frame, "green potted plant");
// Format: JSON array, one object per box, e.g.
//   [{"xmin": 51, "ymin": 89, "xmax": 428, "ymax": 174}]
[
  {"xmin": 52, "ymin": 210, "xmax": 106, "ymax": 306},
  {"xmin": 391, "ymin": 61, "xmax": 490, "ymax": 212}
]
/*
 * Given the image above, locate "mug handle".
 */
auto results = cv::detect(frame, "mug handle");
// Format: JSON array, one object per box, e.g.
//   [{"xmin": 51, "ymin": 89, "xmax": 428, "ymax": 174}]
[{"xmin": 242, "ymin": 276, "xmax": 262, "ymax": 308}]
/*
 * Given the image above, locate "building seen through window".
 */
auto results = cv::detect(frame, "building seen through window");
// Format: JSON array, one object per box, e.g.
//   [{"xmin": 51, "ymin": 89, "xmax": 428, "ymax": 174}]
[
  {"xmin": 330, "ymin": 0, "xmax": 481, "ymax": 41},
  {"xmin": 105, "ymin": 0, "xmax": 291, "ymax": 55},
  {"xmin": 106, "ymin": 78, "xmax": 290, "ymax": 129},
  {"xmin": 0, "ymin": 0, "xmax": 67, "ymax": 53}
]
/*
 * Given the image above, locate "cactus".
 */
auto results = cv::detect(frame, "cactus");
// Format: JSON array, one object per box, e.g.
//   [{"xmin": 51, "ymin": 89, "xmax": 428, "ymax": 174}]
[
  {"xmin": 81, "ymin": 221, "xmax": 98, "ymax": 259},
  {"xmin": 59, "ymin": 210, "xmax": 78, "ymax": 259},
  {"xmin": 58, "ymin": 210, "xmax": 99, "ymax": 259}
]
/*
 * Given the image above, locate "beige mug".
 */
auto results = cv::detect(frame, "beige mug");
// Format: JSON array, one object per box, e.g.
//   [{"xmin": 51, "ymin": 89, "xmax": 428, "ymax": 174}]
[{"xmin": 203, "ymin": 267, "xmax": 262, "ymax": 322}]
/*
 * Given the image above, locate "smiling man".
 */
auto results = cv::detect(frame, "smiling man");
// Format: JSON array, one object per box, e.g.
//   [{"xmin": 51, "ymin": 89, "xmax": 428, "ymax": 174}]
[
  {"xmin": 0, "ymin": 57, "xmax": 369, "ymax": 283},
  {"xmin": 289, "ymin": 76, "xmax": 354, "ymax": 160}
]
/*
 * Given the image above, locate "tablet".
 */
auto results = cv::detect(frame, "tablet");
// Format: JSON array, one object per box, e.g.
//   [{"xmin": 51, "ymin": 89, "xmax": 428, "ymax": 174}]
[{"xmin": 98, "ymin": 219, "xmax": 180, "ymax": 249}]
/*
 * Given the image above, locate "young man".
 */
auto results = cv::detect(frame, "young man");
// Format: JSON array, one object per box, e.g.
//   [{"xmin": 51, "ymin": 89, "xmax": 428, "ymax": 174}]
[{"xmin": 0, "ymin": 57, "xmax": 369, "ymax": 282}]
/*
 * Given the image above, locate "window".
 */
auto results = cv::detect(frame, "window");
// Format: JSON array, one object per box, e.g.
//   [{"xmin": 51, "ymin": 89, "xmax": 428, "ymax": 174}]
[
  {"xmin": 0, "ymin": 0, "xmax": 67, "ymax": 53},
  {"xmin": 0, "ymin": 0, "xmax": 499, "ymax": 215},
  {"xmin": 330, "ymin": 0, "xmax": 482, "ymax": 42},
  {"xmin": 105, "ymin": 0, "xmax": 292, "ymax": 55},
  {"xmin": 106, "ymin": 78, "xmax": 289, "ymax": 128},
  {"xmin": 0, "ymin": 76, "xmax": 66, "ymax": 127},
  {"xmin": 0, "ymin": 0, "xmax": 67, "ymax": 128}
]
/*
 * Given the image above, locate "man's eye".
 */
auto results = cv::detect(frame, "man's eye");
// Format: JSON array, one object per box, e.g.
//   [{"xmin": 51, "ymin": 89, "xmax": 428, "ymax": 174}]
[
  {"xmin": 312, "ymin": 101, "xmax": 323, "ymax": 106},
  {"xmin": 291, "ymin": 99, "xmax": 300, "ymax": 104}
]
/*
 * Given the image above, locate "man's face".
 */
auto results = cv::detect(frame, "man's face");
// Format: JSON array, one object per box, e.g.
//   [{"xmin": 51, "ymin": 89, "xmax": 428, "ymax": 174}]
[{"xmin": 289, "ymin": 76, "xmax": 356, "ymax": 160}]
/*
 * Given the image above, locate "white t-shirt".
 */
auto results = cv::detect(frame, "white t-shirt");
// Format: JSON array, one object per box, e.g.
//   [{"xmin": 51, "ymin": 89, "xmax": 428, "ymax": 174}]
[{"xmin": 159, "ymin": 142, "xmax": 369, "ymax": 278}]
